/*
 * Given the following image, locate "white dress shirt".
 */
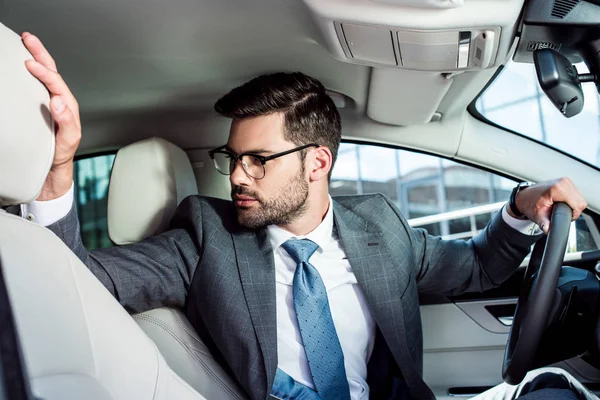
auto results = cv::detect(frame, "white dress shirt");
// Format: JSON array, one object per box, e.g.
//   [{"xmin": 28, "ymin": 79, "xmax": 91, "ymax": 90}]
[
  {"xmin": 22, "ymin": 185, "xmax": 541, "ymax": 400},
  {"xmin": 20, "ymin": 182, "xmax": 74, "ymax": 226},
  {"xmin": 267, "ymin": 198, "xmax": 375, "ymax": 399}
]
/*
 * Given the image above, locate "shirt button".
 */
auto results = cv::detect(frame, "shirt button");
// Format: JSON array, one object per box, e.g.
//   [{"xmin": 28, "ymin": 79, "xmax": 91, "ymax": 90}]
[{"xmin": 26, "ymin": 213, "xmax": 35, "ymax": 221}]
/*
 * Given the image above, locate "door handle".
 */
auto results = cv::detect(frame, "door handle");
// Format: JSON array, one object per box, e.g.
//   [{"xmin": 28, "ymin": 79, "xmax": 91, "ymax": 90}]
[{"xmin": 497, "ymin": 316, "xmax": 514, "ymax": 326}]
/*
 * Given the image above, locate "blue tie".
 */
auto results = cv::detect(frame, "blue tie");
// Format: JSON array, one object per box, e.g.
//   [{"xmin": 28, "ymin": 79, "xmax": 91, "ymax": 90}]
[{"xmin": 282, "ymin": 239, "xmax": 351, "ymax": 400}]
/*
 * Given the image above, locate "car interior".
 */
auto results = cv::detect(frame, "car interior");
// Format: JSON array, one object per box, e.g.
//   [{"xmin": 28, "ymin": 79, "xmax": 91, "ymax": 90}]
[{"xmin": 3, "ymin": 0, "xmax": 600, "ymax": 399}]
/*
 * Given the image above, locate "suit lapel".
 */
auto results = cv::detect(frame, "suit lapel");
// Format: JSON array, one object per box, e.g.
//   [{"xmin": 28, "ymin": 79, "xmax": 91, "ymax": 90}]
[
  {"xmin": 231, "ymin": 228, "xmax": 278, "ymax": 394},
  {"xmin": 332, "ymin": 200, "xmax": 434, "ymax": 400},
  {"xmin": 332, "ymin": 200, "xmax": 406, "ymax": 340}
]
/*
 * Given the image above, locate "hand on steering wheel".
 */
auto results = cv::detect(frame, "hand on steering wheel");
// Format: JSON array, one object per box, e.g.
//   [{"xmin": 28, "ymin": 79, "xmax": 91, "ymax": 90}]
[{"xmin": 502, "ymin": 202, "xmax": 573, "ymax": 384}]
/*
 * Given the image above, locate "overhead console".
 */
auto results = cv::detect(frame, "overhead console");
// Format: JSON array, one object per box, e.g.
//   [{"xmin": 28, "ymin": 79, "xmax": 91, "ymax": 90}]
[
  {"xmin": 303, "ymin": 0, "xmax": 526, "ymax": 72},
  {"xmin": 336, "ymin": 23, "xmax": 499, "ymax": 70}
]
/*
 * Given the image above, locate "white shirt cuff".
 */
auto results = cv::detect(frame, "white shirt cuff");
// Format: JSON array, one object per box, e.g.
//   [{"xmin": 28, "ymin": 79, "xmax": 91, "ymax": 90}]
[
  {"xmin": 501, "ymin": 204, "xmax": 542, "ymax": 235},
  {"xmin": 21, "ymin": 182, "xmax": 75, "ymax": 226}
]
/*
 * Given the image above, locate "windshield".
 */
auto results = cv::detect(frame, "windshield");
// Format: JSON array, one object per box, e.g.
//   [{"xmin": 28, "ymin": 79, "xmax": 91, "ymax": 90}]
[{"xmin": 475, "ymin": 61, "xmax": 600, "ymax": 169}]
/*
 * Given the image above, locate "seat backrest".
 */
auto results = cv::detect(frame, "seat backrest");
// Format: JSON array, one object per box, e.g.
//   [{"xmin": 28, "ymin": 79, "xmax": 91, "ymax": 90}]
[
  {"xmin": 0, "ymin": 23, "xmax": 205, "ymax": 400},
  {"xmin": 107, "ymin": 137, "xmax": 199, "ymax": 245},
  {"xmin": 107, "ymin": 137, "xmax": 247, "ymax": 400}
]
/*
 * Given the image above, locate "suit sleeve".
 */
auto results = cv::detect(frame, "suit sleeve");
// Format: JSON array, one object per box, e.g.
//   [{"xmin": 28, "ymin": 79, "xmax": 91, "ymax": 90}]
[
  {"xmin": 46, "ymin": 196, "xmax": 202, "ymax": 313},
  {"xmin": 381, "ymin": 195, "xmax": 542, "ymax": 296}
]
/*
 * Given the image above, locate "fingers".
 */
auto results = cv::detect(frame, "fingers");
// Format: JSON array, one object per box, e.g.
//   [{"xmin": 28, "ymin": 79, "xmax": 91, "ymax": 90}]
[
  {"xmin": 50, "ymin": 96, "xmax": 82, "ymax": 164},
  {"xmin": 538, "ymin": 218, "xmax": 551, "ymax": 235},
  {"xmin": 515, "ymin": 177, "xmax": 587, "ymax": 235},
  {"xmin": 529, "ymin": 203, "xmax": 552, "ymax": 234},
  {"xmin": 22, "ymin": 32, "xmax": 58, "ymax": 72},
  {"xmin": 21, "ymin": 32, "xmax": 80, "ymax": 124},
  {"xmin": 549, "ymin": 177, "xmax": 587, "ymax": 221},
  {"xmin": 25, "ymin": 60, "xmax": 66, "ymax": 95},
  {"xmin": 20, "ymin": 32, "xmax": 82, "ymax": 192},
  {"xmin": 24, "ymin": 60, "xmax": 80, "ymax": 124}
]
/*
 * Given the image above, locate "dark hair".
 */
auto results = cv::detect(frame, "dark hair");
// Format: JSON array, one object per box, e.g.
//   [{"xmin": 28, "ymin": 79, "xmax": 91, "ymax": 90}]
[{"xmin": 214, "ymin": 72, "xmax": 341, "ymax": 179}]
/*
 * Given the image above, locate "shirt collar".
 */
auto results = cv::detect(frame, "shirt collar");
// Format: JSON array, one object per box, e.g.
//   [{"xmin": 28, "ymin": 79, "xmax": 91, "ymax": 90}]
[{"xmin": 266, "ymin": 196, "xmax": 334, "ymax": 252}]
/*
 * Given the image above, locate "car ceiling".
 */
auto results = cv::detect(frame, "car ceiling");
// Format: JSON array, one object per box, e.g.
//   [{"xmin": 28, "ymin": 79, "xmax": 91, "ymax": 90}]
[
  {"xmin": 3, "ymin": 0, "xmax": 524, "ymax": 153},
  {"xmin": 2, "ymin": 1, "xmax": 368, "ymax": 117}
]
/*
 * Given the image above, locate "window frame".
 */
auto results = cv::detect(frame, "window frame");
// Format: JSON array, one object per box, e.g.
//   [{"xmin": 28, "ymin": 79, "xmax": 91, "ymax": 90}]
[{"xmin": 467, "ymin": 64, "xmax": 600, "ymax": 174}]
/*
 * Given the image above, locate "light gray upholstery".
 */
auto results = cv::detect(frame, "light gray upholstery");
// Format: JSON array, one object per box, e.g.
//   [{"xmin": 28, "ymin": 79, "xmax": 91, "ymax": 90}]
[
  {"xmin": 108, "ymin": 137, "xmax": 198, "ymax": 245},
  {"xmin": 108, "ymin": 137, "xmax": 247, "ymax": 399},
  {"xmin": 0, "ymin": 25, "xmax": 54, "ymax": 207},
  {"xmin": 0, "ymin": 22, "xmax": 205, "ymax": 400},
  {"xmin": 0, "ymin": 214, "xmax": 205, "ymax": 400}
]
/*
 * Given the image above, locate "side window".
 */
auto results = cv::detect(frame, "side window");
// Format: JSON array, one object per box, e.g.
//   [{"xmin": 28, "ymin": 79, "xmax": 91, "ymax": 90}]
[
  {"xmin": 73, "ymin": 154, "xmax": 116, "ymax": 250},
  {"xmin": 330, "ymin": 143, "xmax": 599, "ymax": 254}
]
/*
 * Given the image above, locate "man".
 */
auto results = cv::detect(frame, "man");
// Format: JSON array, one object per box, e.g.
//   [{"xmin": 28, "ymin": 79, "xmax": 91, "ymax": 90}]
[{"xmin": 20, "ymin": 32, "xmax": 591, "ymax": 400}]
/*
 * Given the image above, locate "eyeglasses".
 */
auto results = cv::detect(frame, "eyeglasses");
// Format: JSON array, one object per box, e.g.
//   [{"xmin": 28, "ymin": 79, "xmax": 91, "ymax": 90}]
[{"xmin": 208, "ymin": 143, "xmax": 319, "ymax": 180}]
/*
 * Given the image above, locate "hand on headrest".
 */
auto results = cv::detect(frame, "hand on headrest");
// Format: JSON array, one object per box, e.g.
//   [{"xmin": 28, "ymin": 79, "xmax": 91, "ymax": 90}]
[{"xmin": 22, "ymin": 32, "xmax": 82, "ymax": 201}]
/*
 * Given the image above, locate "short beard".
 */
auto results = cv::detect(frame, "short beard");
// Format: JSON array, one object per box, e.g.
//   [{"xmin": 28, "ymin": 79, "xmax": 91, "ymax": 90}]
[{"xmin": 232, "ymin": 167, "xmax": 309, "ymax": 229}]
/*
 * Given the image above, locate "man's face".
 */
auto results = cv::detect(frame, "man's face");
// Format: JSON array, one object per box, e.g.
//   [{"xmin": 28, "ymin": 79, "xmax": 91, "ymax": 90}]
[{"xmin": 227, "ymin": 113, "xmax": 309, "ymax": 229}]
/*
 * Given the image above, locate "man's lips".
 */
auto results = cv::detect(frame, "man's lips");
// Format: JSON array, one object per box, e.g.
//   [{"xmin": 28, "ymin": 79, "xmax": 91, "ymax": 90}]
[{"xmin": 233, "ymin": 195, "xmax": 257, "ymax": 207}]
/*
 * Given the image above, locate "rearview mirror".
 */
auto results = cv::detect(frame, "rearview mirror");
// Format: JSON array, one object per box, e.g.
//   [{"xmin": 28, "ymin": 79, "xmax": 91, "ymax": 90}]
[{"xmin": 533, "ymin": 49, "xmax": 584, "ymax": 118}]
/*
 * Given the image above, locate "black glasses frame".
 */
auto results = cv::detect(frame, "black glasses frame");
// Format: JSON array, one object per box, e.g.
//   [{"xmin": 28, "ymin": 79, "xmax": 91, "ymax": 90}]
[{"xmin": 208, "ymin": 143, "xmax": 319, "ymax": 179}]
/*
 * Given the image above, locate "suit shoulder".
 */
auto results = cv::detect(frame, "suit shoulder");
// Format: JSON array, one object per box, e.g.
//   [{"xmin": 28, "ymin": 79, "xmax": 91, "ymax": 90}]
[
  {"xmin": 179, "ymin": 195, "xmax": 232, "ymax": 210},
  {"xmin": 332, "ymin": 193, "xmax": 391, "ymax": 208},
  {"xmin": 333, "ymin": 193, "xmax": 407, "ymax": 226},
  {"xmin": 174, "ymin": 195, "xmax": 235, "ymax": 224}
]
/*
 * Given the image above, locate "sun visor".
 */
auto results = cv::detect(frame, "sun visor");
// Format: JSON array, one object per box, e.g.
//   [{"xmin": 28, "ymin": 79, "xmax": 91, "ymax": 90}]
[{"xmin": 367, "ymin": 68, "xmax": 452, "ymax": 125}]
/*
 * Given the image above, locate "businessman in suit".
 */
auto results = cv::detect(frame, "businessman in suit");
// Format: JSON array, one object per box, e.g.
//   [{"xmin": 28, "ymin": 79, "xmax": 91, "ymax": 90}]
[{"xmin": 21, "ymin": 32, "xmax": 590, "ymax": 400}]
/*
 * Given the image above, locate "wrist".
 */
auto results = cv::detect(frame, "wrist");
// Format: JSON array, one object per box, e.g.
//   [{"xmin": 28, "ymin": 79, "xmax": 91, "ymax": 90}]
[
  {"xmin": 508, "ymin": 182, "xmax": 533, "ymax": 220},
  {"xmin": 505, "ymin": 203, "xmax": 520, "ymax": 219},
  {"xmin": 37, "ymin": 162, "xmax": 74, "ymax": 201}
]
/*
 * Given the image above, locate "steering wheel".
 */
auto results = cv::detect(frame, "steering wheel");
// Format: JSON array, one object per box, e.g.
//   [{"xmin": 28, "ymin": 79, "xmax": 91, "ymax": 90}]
[{"xmin": 502, "ymin": 202, "xmax": 573, "ymax": 385}]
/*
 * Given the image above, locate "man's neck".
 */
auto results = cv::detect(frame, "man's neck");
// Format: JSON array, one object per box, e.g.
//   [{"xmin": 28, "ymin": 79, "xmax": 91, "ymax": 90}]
[{"xmin": 277, "ymin": 193, "xmax": 330, "ymax": 236}]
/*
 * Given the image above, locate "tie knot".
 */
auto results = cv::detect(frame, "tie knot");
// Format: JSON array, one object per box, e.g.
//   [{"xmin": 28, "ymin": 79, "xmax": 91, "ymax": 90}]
[{"xmin": 282, "ymin": 239, "xmax": 319, "ymax": 264}]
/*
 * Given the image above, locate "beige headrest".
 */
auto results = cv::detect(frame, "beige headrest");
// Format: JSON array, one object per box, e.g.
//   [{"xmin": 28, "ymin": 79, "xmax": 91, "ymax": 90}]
[
  {"xmin": 0, "ymin": 24, "xmax": 55, "ymax": 206},
  {"xmin": 107, "ymin": 137, "xmax": 198, "ymax": 245}
]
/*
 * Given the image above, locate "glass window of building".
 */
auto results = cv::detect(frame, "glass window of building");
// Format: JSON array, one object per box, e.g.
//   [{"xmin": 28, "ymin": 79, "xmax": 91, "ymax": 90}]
[
  {"xmin": 74, "ymin": 154, "xmax": 116, "ymax": 250},
  {"xmin": 330, "ymin": 143, "xmax": 513, "ymax": 239}
]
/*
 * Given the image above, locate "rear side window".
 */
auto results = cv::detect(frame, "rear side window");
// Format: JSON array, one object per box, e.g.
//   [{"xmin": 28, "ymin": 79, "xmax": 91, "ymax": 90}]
[
  {"xmin": 330, "ymin": 142, "xmax": 600, "ymax": 254},
  {"xmin": 74, "ymin": 154, "xmax": 115, "ymax": 250}
]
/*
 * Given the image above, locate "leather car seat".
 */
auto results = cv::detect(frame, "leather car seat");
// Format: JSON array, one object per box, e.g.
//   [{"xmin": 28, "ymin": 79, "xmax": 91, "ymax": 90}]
[
  {"xmin": 0, "ymin": 23, "xmax": 206, "ymax": 400},
  {"xmin": 107, "ymin": 137, "xmax": 248, "ymax": 400}
]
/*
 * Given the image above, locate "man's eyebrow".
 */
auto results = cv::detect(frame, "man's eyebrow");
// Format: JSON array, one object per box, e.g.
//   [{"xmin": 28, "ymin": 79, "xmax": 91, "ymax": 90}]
[
  {"xmin": 245, "ymin": 149, "xmax": 273, "ymax": 155},
  {"xmin": 228, "ymin": 147, "xmax": 274, "ymax": 155}
]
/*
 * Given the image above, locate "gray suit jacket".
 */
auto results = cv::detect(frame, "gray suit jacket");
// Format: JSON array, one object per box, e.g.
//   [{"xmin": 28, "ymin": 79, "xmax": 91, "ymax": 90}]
[{"xmin": 47, "ymin": 193, "xmax": 540, "ymax": 400}]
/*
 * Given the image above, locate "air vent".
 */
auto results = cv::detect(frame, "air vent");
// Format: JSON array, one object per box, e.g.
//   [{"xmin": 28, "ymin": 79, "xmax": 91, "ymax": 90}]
[{"xmin": 551, "ymin": 0, "xmax": 580, "ymax": 19}]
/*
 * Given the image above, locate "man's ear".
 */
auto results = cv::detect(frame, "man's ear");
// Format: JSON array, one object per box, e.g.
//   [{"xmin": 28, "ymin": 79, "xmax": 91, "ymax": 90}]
[{"xmin": 308, "ymin": 146, "xmax": 332, "ymax": 182}]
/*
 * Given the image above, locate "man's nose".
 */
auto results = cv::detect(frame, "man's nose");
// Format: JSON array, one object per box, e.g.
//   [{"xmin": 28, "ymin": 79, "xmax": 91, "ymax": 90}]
[{"xmin": 229, "ymin": 159, "xmax": 252, "ymax": 186}]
